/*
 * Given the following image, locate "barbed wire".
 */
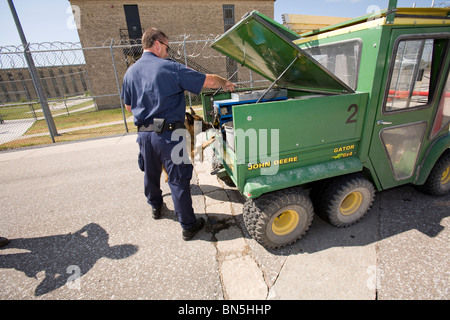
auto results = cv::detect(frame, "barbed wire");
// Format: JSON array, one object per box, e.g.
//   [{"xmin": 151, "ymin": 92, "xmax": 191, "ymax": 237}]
[
  {"xmin": 0, "ymin": 35, "xmax": 225, "ymax": 69},
  {"xmin": 0, "ymin": 42, "xmax": 84, "ymax": 69},
  {"xmin": 102, "ymin": 33, "xmax": 224, "ymax": 59},
  {"xmin": 434, "ymin": 1, "xmax": 450, "ymax": 7},
  {"xmin": 170, "ymin": 34, "xmax": 224, "ymax": 59}
]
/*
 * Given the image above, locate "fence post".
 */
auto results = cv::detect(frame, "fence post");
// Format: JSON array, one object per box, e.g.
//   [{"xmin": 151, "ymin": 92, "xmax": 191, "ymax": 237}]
[
  {"xmin": 8, "ymin": 0, "xmax": 58, "ymax": 142},
  {"xmin": 82, "ymin": 66, "xmax": 98, "ymax": 111},
  {"xmin": 110, "ymin": 39, "xmax": 128, "ymax": 133}
]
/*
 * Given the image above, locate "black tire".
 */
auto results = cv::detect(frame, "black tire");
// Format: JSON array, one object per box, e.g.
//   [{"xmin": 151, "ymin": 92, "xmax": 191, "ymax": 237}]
[
  {"xmin": 243, "ymin": 187, "xmax": 314, "ymax": 248},
  {"xmin": 315, "ymin": 174, "xmax": 375, "ymax": 227},
  {"xmin": 417, "ymin": 150, "xmax": 450, "ymax": 196}
]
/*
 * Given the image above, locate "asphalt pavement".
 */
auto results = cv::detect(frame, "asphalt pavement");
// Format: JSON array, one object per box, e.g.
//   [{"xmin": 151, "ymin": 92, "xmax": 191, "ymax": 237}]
[{"xmin": 0, "ymin": 133, "xmax": 448, "ymax": 300}]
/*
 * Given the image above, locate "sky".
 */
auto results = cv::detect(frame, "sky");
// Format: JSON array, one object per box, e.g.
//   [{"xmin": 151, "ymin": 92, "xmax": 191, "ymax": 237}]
[{"xmin": 0, "ymin": 0, "xmax": 445, "ymax": 47}]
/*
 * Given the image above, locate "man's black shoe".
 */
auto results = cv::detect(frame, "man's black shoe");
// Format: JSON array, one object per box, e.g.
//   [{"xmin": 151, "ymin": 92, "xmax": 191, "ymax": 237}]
[
  {"xmin": 152, "ymin": 203, "xmax": 164, "ymax": 219},
  {"xmin": 182, "ymin": 217, "xmax": 205, "ymax": 241},
  {"xmin": 0, "ymin": 237, "xmax": 10, "ymax": 248}
]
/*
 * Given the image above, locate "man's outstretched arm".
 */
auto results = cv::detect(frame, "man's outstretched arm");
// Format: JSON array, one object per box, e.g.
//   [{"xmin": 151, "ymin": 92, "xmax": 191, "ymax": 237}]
[{"xmin": 203, "ymin": 74, "xmax": 237, "ymax": 92}]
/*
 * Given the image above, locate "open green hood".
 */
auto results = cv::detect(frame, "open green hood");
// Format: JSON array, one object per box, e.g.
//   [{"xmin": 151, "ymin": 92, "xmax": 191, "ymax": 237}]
[{"xmin": 211, "ymin": 11, "xmax": 355, "ymax": 94}]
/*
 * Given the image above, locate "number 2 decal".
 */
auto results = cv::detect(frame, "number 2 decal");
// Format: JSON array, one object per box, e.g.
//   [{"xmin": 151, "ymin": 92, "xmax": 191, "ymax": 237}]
[{"xmin": 346, "ymin": 104, "xmax": 358, "ymax": 124}]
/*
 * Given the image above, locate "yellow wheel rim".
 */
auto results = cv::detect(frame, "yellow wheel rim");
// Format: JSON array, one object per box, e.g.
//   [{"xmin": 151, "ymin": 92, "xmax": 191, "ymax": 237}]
[
  {"xmin": 340, "ymin": 191, "xmax": 363, "ymax": 216},
  {"xmin": 272, "ymin": 210, "xmax": 299, "ymax": 236},
  {"xmin": 441, "ymin": 166, "xmax": 450, "ymax": 185}
]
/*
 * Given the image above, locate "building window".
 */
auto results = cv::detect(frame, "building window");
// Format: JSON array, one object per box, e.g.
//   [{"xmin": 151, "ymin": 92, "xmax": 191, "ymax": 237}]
[
  {"xmin": 223, "ymin": 5, "xmax": 237, "ymax": 81},
  {"xmin": 223, "ymin": 5, "xmax": 235, "ymax": 32},
  {"xmin": 123, "ymin": 4, "xmax": 142, "ymax": 41}
]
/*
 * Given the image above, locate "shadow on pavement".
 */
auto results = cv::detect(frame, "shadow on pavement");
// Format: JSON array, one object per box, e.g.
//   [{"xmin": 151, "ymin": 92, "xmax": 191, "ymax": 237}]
[{"xmin": 0, "ymin": 223, "xmax": 138, "ymax": 296}]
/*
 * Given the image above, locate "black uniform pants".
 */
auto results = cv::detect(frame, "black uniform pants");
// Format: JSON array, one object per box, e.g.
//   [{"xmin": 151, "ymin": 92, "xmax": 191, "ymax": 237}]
[{"xmin": 137, "ymin": 131, "xmax": 196, "ymax": 230}]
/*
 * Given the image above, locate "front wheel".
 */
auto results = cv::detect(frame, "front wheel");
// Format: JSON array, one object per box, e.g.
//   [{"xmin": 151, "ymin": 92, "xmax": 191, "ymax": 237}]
[
  {"xmin": 243, "ymin": 187, "xmax": 314, "ymax": 248},
  {"xmin": 417, "ymin": 151, "xmax": 450, "ymax": 196}
]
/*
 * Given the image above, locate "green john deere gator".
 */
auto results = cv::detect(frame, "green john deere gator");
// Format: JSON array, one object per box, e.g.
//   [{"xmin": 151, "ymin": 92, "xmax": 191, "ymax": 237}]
[{"xmin": 202, "ymin": 0, "xmax": 450, "ymax": 248}]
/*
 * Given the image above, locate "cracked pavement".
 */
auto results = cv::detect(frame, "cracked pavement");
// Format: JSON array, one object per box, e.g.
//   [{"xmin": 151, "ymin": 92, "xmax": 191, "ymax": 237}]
[{"xmin": 0, "ymin": 133, "xmax": 448, "ymax": 299}]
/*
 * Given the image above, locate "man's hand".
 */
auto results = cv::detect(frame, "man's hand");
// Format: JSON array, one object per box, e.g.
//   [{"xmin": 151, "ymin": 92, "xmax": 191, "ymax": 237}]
[
  {"xmin": 204, "ymin": 74, "xmax": 237, "ymax": 92},
  {"xmin": 222, "ymin": 79, "xmax": 237, "ymax": 92}
]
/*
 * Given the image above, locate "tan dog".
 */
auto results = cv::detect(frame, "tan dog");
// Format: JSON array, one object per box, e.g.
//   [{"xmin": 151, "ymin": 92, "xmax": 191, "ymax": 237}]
[{"xmin": 162, "ymin": 107, "xmax": 215, "ymax": 182}]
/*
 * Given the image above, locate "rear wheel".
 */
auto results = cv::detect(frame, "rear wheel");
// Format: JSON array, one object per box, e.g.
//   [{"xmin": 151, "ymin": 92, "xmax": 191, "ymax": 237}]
[
  {"xmin": 417, "ymin": 151, "xmax": 450, "ymax": 196},
  {"xmin": 243, "ymin": 187, "xmax": 314, "ymax": 248},
  {"xmin": 315, "ymin": 174, "xmax": 375, "ymax": 227}
]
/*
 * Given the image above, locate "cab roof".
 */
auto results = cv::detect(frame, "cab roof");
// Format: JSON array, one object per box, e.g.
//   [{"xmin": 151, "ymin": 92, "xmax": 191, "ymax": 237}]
[{"xmin": 300, "ymin": 6, "xmax": 450, "ymax": 38}]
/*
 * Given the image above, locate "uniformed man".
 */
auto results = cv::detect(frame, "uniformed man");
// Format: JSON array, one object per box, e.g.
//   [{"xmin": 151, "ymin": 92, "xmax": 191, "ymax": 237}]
[{"xmin": 121, "ymin": 28, "xmax": 236, "ymax": 241}]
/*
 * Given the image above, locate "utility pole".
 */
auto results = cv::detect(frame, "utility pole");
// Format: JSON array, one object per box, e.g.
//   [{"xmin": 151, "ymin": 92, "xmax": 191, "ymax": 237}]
[{"xmin": 7, "ymin": 0, "xmax": 58, "ymax": 142}]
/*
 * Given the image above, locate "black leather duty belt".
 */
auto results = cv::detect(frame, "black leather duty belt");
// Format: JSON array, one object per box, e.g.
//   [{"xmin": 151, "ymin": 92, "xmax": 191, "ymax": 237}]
[{"xmin": 138, "ymin": 122, "xmax": 185, "ymax": 133}]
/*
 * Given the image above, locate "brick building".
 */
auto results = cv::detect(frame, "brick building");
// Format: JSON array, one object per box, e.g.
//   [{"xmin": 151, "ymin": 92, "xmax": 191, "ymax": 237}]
[
  {"xmin": 68, "ymin": 0, "xmax": 276, "ymax": 109},
  {"xmin": 69, "ymin": 0, "xmax": 275, "ymax": 46}
]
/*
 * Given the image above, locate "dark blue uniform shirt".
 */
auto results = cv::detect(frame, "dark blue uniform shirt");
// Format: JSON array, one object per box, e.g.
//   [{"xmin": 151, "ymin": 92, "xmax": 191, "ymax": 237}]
[{"xmin": 121, "ymin": 52, "xmax": 206, "ymax": 126}]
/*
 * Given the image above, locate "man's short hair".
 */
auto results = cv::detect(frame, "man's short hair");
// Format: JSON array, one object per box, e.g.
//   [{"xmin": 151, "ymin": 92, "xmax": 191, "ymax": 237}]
[{"xmin": 142, "ymin": 28, "xmax": 168, "ymax": 49}]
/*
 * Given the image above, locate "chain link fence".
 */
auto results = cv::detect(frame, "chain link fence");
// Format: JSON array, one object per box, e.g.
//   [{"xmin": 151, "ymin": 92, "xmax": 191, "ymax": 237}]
[{"xmin": 0, "ymin": 36, "xmax": 269, "ymax": 150}]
